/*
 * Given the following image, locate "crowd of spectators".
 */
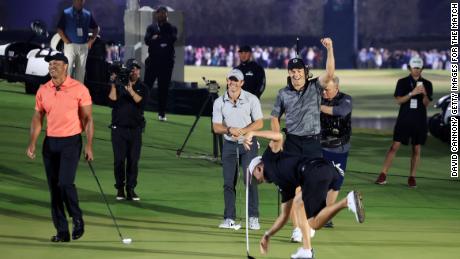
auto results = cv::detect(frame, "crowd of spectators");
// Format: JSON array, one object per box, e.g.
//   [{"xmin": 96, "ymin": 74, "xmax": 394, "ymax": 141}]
[
  {"xmin": 184, "ymin": 45, "xmax": 450, "ymax": 70},
  {"xmin": 356, "ymin": 48, "xmax": 450, "ymax": 70},
  {"xmin": 105, "ymin": 43, "xmax": 450, "ymax": 70}
]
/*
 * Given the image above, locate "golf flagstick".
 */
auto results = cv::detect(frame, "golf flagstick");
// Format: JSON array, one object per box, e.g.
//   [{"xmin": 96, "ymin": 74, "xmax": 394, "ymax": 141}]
[{"xmin": 246, "ymin": 167, "xmax": 255, "ymax": 259}]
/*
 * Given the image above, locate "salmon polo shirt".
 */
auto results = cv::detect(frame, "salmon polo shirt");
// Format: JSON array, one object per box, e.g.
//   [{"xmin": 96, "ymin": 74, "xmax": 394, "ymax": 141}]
[{"xmin": 35, "ymin": 76, "xmax": 92, "ymax": 137}]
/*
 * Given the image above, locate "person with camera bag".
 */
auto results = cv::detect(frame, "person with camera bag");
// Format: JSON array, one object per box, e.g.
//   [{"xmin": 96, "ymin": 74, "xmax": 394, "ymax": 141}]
[
  {"xmin": 144, "ymin": 6, "xmax": 177, "ymax": 122},
  {"xmin": 212, "ymin": 68, "xmax": 263, "ymax": 230},
  {"xmin": 108, "ymin": 59, "xmax": 147, "ymax": 201},
  {"xmin": 319, "ymin": 76, "xmax": 352, "ymax": 228},
  {"xmin": 375, "ymin": 56, "xmax": 433, "ymax": 188}
]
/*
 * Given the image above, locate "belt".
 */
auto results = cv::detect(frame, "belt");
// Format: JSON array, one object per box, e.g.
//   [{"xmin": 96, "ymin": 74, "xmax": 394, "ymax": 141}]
[{"xmin": 287, "ymin": 133, "xmax": 321, "ymax": 141}]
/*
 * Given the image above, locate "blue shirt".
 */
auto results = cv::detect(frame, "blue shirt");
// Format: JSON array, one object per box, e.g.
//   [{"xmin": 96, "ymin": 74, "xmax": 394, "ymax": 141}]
[{"xmin": 57, "ymin": 7, "xmax": 98, "ymax": 44}]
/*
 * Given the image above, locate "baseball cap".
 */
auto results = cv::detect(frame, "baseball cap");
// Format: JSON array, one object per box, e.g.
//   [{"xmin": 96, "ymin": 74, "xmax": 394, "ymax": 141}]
[
  {"xmin": 44, "ymin": 53, "xmax": 68, "ymax": 64},
  {"xmin": 126, "ymin": 58, "xmax": 141, "ymax": 69},
  {"xmin": 238, "ymin": 45, "xmax": 252, "ymax": 53},
  {"xmin": 227, "ymin": 69, "xmax": 244, "ymax": 81},
  {"xmin": 409, "ymin": 56, "xmax": 424, "ymax": 68},
  {"xmin": 156, "ymin": 6, "xmax": 168, "ymax": 13},
  {"xmin": 287, "ymin": 58, "xmax": 305, "ymax": 70},
  {"xmin": 248, "ymin": 156, "xmax": 263, "ymax": 176}
]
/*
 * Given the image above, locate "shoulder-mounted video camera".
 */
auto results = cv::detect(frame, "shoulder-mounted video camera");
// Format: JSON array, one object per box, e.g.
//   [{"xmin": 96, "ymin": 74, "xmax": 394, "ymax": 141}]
[
  {"xmin": 202, "ymin": 77, "xmax": 220, "ymax": 94},
  {"xmin": 109, "ymin": 61, "xmax": 130, "ymax": 87}
]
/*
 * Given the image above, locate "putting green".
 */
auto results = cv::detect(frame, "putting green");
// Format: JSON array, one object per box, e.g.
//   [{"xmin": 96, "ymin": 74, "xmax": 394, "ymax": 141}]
[{"xmin": 0, "ymin": 68, "xmax": 457, "ymax": 259}]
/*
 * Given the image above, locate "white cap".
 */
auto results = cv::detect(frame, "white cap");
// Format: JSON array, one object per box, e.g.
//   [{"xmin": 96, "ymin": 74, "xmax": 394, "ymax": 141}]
[
  {"xmin": 409, "ymin": 56, "xmax": 424, "ymax": 68},
  {"xmin": 248, "ymin": 156, "xmax": 263, "ymax": 176},
  {"xmin": 227, "ymin": 69, "xmax": 244, "ymax": 81}
]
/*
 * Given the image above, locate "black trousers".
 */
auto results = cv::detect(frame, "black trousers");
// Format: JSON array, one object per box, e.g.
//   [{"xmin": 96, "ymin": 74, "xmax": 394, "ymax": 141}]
[
  {"xmin": 284, "ymin": 134, "xmax": 323, "ymax": 160},
  {"xmin": 111, "ymin": 127, "xmax": 142, "ymax": 189},
  {"xmin": 144, "ymin": 57, "xmax": 174, "ymax": 117},
  {"xmin": 42, "ymin": 134, "xmax": 83, "ymax": 234}
]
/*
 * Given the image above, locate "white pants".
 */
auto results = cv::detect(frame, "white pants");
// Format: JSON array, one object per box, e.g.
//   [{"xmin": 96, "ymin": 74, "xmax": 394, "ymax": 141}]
[{"xmin": 63, "ymin": 43, "xmax": 88, "ymax": 83}]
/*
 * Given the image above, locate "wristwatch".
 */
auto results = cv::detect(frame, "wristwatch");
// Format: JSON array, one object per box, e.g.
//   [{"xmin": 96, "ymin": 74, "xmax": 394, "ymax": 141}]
[{"xmin": 408, "ymin": 92, "xmax": 412, "ymax": 97}]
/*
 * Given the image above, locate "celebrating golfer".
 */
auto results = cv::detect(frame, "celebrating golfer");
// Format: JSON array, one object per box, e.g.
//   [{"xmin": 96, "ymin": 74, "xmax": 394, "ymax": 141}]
[
  {"xmin": 26, "ymin": 53, "xmax": 94, "ymax": 242},
  {"xmin": 243, "ymin": 130, "xmax": 364, "ymax": 259}
]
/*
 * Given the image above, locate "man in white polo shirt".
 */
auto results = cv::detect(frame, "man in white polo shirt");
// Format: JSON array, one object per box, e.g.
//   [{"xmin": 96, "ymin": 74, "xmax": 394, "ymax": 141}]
[{"xmin": 212, "ymin": 68, "xmax": 264, "ymax": 230}]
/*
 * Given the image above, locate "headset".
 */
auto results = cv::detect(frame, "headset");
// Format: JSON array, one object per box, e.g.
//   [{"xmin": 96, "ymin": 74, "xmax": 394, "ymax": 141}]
[{"xmin": 287, "ymin": 37, "xmax": 313, "ymax": 88}]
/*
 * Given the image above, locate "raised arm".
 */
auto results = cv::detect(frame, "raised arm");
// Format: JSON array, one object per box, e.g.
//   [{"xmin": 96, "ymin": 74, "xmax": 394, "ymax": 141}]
[{"xmin": 318, "ymin": 38, "xmax": 335, "ymax": 87}]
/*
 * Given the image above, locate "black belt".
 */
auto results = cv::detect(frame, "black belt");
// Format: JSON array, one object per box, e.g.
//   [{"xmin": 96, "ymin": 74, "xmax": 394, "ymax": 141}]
[{"xmin": 287, "ymin": 133, "xmax": 321, "ymax": 141}]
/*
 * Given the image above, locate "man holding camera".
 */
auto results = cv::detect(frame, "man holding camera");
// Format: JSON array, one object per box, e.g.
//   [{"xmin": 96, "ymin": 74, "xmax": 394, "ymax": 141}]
[
  {"xmin": 375, "ymin": 56, "xmax": 433, "ymax": 188},
  {"xmin": 144, "ymin": 6, "xmax": 177, "ymax": 122},
  {"xmin": 235, "ymin": 45, "xmax": 266, "ymax": 99},
  {"xmin": 212, "ymin": 68, "xmax": 263, "ymax": 230},
  {"xmin": 109, "ymin": 59, "xmax": 147, "ymax": 201}
]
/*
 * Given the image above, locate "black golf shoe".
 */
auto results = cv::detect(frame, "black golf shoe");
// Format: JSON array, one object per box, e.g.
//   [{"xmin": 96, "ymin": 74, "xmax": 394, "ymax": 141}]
[
  {"xmin": 324, "ymin": 220, "xmax": 334, "ymax": 228},
  {"xmin": 72, "ymin": 218, "xmax": 84, "ymax": 240},
  {"xmin": 126, "ymin": 188, "xmax": 140, "ymax": 201},
  {"xmin": 51, "ymin": 232, "xmax": 70, "ymax": 242},
  {"xmin": 116, "ymin": 188, "xmax": 126, "ymax": 200}
]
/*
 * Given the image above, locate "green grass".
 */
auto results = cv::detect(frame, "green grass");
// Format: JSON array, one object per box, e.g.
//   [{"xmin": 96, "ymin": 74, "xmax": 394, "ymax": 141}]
[
  {"xmin": 0, "ymin": 70, "xmax": 458, "ymax": 259},
  {"xmin": 185, "ymin": 66, "xmax": 451, "ymax": 117}
]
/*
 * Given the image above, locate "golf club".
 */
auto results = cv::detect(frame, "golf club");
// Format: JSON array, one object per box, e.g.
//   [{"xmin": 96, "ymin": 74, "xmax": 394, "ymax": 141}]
[
  {"xmin": 87, "ymin": 161, "xmax": 132, "ymax": 244},
  {"xmin": 234, "ymin": 146, "xmax": 243, "ymax": 230},
  {"xmin": 245, "ymin": 167, "xmax": 255, "ymax": 259}
]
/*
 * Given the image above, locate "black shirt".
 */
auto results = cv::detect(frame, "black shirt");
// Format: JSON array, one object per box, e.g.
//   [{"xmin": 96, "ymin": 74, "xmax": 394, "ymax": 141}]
[
  {"xmin": 394, "ymin": 75, "xmax": 433, "ymax": 126},
  {"xmin": 262, "ymin": 148, "xmax": 303, "ymax": 202},
  {"xmin": 235, "ymin": 61, "xmax": 266, "ymax": 98},
  {"xmin": 110, "ymin": 80, "xmax": 147, "ymax": 128},
  {"xmin": 144, "ymin": 22, "xmax": 177, "ymax": 62}
]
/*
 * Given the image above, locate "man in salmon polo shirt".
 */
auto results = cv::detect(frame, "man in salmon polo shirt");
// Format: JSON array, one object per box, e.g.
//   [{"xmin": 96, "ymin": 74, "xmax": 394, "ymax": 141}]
[{"xmin": 26, "ymin": 53, "xmax": 94, "ymax": 242}]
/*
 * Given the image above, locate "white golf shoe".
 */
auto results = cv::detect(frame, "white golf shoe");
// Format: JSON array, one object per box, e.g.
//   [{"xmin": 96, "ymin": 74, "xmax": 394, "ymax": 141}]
[
  {"xmin": 218, "ymin": 218, "xmax": 241, "ymax": 230},
  {"xmin": 291, "ymin": 247, "xmax": 313, "ymax": 259},
  {"xmin": 290, "ymin": 227, "xmax": 316, "ymax": 243},
  {"xmin": 249, "ymin": 217, "xmax": 260, "ymax": 230},
  {"xmin": 291, "ymin": 227, "xmax": 302, "ymax": 243},
  {"xmin": 347, "ymin": 190, "xmax": 365, "ymax": 223}
]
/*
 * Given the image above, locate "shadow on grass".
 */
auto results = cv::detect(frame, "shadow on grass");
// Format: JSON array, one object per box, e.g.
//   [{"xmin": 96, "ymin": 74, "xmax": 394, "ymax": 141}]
[{"xmin": 0, "ymin": 238, "xmax": 241, "ymax": 258}]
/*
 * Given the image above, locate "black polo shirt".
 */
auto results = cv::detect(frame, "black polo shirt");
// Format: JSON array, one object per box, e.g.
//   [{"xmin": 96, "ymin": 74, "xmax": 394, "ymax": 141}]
[
  {"xmin": 394, "ymin": 75, "xmax": 433, "ymax": 126},
  {"xmin": 235, "ymin": 61, "xmax": 266, "ymax": 98},
  {"xmin": 110, "ymin": 80, "xmax": 147, "ymax": 128},
  {"xmin": 262, "ymin": 148, "xmax": 303, "ymax": 202}
]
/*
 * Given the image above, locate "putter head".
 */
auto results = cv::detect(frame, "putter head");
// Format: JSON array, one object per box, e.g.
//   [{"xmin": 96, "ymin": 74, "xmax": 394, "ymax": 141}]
[{"xmin": 247, "ymin": 253, "xmax": 255, "ymax": 259}]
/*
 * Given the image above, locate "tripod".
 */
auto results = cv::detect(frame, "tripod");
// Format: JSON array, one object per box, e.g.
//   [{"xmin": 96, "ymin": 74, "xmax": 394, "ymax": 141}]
[{"xmin": 176, "ymin": 78, "xmax": 223, "ymax": 160}]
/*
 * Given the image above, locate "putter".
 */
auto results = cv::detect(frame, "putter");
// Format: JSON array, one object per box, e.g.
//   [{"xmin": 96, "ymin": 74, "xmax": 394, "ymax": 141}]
[
  {"xmin": 245, "ymin": 167, "xmax": 255, "ymax": 259},
  {"xmin": 87, "ymin": 161, "xmax": 132, "ymax": 244},
  {"xmin": 234, "ymin": 146, "xmax": 243, "ymax": 230}
]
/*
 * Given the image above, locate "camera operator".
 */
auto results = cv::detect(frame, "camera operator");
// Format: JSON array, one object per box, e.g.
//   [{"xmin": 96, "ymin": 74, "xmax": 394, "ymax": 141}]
[
  {"xmin": 144, "ymin": 6, "xmax": 177, "ymax": 122},
  {"xmin": 235, "ymin": 45, "xmax": 266, "ymax": 99},
  {"xmin": 108, "ymin": 59, "xmax": 147, "ymax": 201}
]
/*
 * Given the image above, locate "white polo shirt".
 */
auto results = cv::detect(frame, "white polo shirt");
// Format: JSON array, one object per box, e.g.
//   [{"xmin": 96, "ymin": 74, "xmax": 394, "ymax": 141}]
[{"xmin": 212, "ymin": 90, "xmax": 263, "ymax": 141}]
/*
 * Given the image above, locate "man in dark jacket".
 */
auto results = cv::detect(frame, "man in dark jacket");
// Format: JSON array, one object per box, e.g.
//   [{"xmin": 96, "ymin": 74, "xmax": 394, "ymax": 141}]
[
  {"xmin": 144, "ymin": 6, "xmax": 177, "ymax": 121},
  {"xmin": 235, "ymin": 45, "xmax": 266, "ymax": 98}
]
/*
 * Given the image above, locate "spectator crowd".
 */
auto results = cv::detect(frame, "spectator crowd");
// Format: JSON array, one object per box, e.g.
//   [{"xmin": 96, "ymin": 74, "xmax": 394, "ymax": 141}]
[{"xmin": 183, "ymin": 45, "xmax": 450, "ymax": 70}]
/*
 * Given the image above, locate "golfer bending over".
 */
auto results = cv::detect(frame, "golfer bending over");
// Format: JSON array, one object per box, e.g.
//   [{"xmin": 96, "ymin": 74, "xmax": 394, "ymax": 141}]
[{"xmin": 243, "ymin": 130, "xmax": 365, "ymax": 259}]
